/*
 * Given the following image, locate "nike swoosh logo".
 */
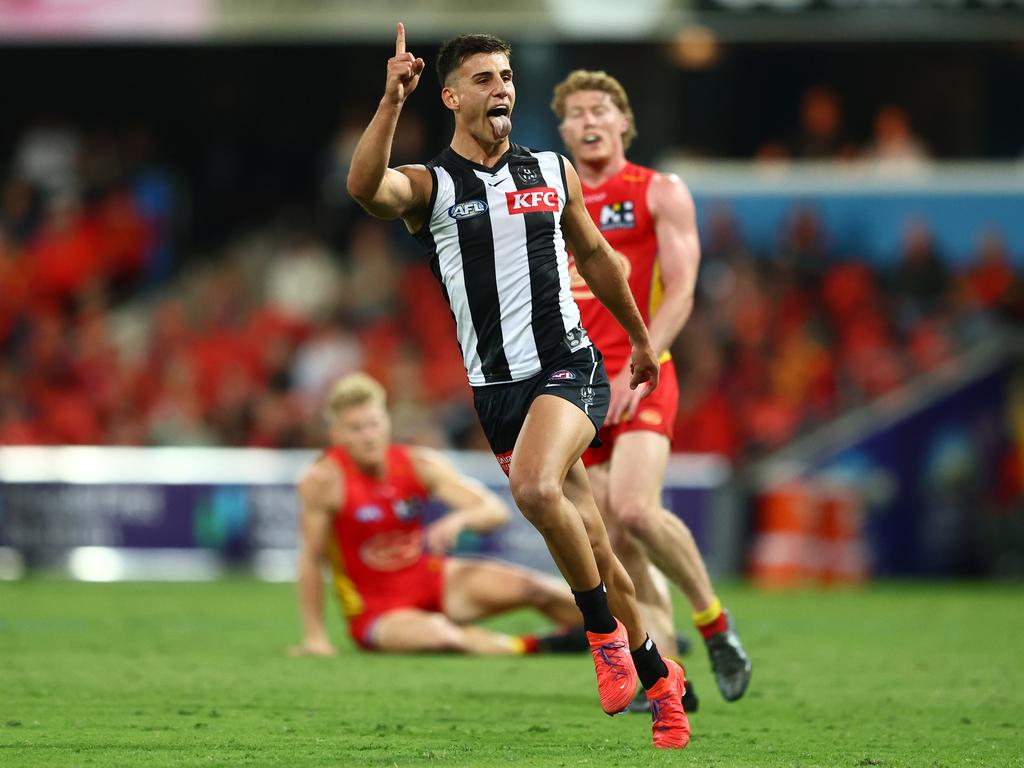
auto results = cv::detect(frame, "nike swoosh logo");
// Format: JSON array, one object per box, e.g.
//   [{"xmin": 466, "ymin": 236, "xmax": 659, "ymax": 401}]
[{"xmin": 487, "ymin": 179, "xmax": 506, "ymax": 187}]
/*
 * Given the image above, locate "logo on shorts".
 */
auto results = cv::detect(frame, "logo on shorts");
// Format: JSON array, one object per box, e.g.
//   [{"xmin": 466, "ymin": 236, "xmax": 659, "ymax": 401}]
[
  {"xmin": 548, "ymin": 369, "xmax": 577, "ymax": 383},
  {"xmin": 506, "ymin": 187, "xmax": 559, "ymax": 214},
  {"xmin": 599, "ymin": 201, "xmax": 636, "ymax": 231},
  {"xmin": 581, "ymin": 386, "xmax": 595, "ymax": 406},
  {"xmin": 448, "ymin": 199, "xmax": 488, "ymax": 220},
  {"xmin": 355, "ymin": 504, "xmax": 384, "ymax": 523},
  {"xmin": 638, "ymin": 409, "xmax": 663, "ymax": 426},
  {"xmin": 496, "ymin": 450, "xmax": 513, "ymax": 477}
]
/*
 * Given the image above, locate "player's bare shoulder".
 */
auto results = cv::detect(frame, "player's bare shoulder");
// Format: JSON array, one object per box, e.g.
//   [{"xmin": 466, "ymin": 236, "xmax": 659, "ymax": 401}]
[
  {"xmin": 406, "ymin": 445, "xmax": 453, "ymax": 487},
  {"xmin": 298, "ymin": 456, "xmax": 343, "ymax": 512},
  {"xmin": 648, "ymin": 171, "xmax": 695, "ymax": 219}
]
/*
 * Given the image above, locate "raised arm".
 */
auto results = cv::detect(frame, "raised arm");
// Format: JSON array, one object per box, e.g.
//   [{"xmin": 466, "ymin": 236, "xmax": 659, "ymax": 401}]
[
  {"xmin": 646, "ymin": 172, "xmax": 700, "ymax": 357},
  {"xmin": 289, "ymin": 459, "xmax": 342, "ymax": 657},
  {"xmin": 409, "ymin": 447, "xmax": 510, "ymax": 555},
  {"xmin": 345, "ymin": 22, "xmax": 433, "ymax": 228},
  {"xmin": 560, "ymin": 157, "xmax": 659, "ymax": 392}
]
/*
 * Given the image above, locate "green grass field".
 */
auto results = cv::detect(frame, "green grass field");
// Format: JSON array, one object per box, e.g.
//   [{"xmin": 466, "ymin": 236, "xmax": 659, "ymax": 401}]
[{"xmin": 1, "ymin": 579, "xmax": 1022, "ymax": 767}]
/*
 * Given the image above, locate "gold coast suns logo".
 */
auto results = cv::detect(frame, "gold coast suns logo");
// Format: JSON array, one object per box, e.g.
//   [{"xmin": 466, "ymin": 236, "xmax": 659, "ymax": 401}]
[
  {"xmin": 360, "ymin": 529, "xmax": 423, "ymax": 571},
  {"xmin": 568, "ymin": 251, "xmax": 631, "ymax": 301}
]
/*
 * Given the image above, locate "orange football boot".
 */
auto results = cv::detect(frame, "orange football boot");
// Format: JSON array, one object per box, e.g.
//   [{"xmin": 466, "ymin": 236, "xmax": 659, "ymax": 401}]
[
  {"xmin": 586, "ymin": 619, "xmax": 639, "ymax": 715},
  {"xmin": 645, "ymin": 658, "xmax": 691, "ymax": 749}
]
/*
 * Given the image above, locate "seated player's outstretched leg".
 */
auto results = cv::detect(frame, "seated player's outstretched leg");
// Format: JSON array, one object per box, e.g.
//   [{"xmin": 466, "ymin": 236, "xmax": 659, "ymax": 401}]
[
  {"xmin": 441, "ymin": 558, "xmax": 590, "ymax": 653},
  {"xmin": 443, "ymin": 558, "xmax": 582, "ymax": 628},
  {"xmin": 372, "ymin": 608, "xmax": 535, "ymax": 655}
]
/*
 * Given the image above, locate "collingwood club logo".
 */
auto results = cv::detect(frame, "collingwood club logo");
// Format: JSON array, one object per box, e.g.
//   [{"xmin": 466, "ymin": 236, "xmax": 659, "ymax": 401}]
[{"xmin": 514, "ymin": 165, "xmax": 538, "ymax": 184}]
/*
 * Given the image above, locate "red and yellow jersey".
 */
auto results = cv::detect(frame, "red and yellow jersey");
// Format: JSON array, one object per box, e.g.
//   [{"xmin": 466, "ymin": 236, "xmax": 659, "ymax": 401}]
[
  {"xmin": 324, "ymin": 444, "xmax": 437, "ymax": 619},
  {"xmin": 570, "ymin": 161, "xmax": 669, "ymax": 375}
]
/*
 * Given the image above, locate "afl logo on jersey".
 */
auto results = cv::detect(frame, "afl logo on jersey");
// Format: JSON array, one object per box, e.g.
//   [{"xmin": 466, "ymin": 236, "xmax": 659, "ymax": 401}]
[
  {"xmin": 355, "ymin": 504, "xmax": 384, "ymax": 523},
  {"xmin": 448, "ymin": 199, "xmax": 489, "ymax": 220},
  {"xmin": 599, "ymin": 201, "xmax": 636, "ymax": 231}
]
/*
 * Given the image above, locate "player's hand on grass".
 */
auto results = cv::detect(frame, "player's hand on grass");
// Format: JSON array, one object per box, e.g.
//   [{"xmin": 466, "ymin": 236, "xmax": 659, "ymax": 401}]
[
  {"xmin": 425, "ymin": 514, "xmax": 466, "ymax": 554},
  {"xmin": 608, "ymin": 366, "xmax": 647, "ymax": 424},
  {"xmin": 628, "ymin": 340, "xmax": 660, "ymax": 396},
  {"xmin": 384, "ymin": 22, "xmax": 425, "ymax": 106},
  {"xmin": 288, "ymin": 637, "xmax": 337, "ymax": 657}
]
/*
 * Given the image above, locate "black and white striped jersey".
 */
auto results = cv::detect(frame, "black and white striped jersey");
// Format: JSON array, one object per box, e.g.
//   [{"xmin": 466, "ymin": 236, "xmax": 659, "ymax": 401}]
[{"xmin": 414, "ymin": 144, "xmax": 591, "ymax": 387}]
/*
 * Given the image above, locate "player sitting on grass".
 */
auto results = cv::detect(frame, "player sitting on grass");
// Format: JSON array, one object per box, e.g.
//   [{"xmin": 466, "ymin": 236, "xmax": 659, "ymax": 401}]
[{"xmin": 290, "ymin": 372, "xmax": 589, "ymax": 656}]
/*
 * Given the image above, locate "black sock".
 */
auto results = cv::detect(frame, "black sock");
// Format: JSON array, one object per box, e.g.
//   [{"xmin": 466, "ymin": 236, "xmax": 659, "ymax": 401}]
[
  {"xmin": 535, "ymin": 626, "xmax": 589, "ymax": 653},
  {"xmin": 572, "ymin": 582, "xmax": 616, "ymax": 635},
  {"xmin": 631, "ymin": 635, "xmax": 670, "ymax": 690}
]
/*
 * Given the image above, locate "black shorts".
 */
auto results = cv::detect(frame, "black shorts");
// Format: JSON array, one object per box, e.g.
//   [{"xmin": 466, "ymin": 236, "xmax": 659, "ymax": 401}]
[{"xmin": 472, "ymin": 345, "xmax": 610, "ymax": 476}]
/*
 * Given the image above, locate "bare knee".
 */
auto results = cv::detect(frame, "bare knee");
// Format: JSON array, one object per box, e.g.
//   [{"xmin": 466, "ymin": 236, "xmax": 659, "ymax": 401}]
[
  {"xmin": 509, "ymin": 472, "xmax": 564, "ymax": 528},
  {"xmin": 423, "ymin": 616, "xmax": 470, "ymax": 653},
  {"xmin": 516, "ymin": 571, "xmax": 563, "ymax": 610},
  {"xmin": 613, "ymin": 498, "xmax": 657, "ymax": 539}
]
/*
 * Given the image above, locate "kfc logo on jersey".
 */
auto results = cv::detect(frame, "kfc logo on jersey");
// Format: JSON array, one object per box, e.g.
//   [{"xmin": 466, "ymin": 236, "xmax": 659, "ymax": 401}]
[
  {"xmin": 506, "ymin": 187, "xmax": 559, "ymax": 214},
  {"xmin": 599, "ymin": 201, "xmax": 635, "ymax": 231}
]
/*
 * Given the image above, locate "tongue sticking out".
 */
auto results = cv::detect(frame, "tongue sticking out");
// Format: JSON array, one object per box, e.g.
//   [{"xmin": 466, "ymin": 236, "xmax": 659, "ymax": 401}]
[{"xmin": 489, "ymin": 115, "xmax": 512, "ymax": 140}]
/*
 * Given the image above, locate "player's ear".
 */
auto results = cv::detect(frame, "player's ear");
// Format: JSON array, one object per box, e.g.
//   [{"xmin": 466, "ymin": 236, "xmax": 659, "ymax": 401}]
[{"xmin": 441, "ymin": 86, "xmax": 459, "ymax": 112}]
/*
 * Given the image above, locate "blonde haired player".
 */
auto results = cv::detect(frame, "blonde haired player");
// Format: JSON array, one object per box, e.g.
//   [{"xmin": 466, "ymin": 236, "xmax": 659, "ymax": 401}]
[
  {"xmin": 291, "ymin": 372, "xmax": 589, "ymax": 655},
  {"xmin": 552, "ymin": 69, "xmax": 752, "ymax": 707}
]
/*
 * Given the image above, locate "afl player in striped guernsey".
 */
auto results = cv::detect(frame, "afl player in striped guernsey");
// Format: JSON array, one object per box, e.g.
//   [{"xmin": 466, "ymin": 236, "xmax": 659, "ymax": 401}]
[
  {"xmin": 346, "ymin": 24, "xmax": 689, "ymax": 748},
  {"xmin": 553, "ymin": 70, "xmax": 752, "ymax": 708}
]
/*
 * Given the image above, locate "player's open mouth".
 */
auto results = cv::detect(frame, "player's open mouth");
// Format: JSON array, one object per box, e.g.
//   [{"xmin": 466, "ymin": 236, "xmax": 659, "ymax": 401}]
[
  {"xmin": 487, "ymin": 105, "xmax": 509, "ymax": 117},
  {"xmin": 583, "ymin": 134, "xmax": 601, "ymax": 144}
]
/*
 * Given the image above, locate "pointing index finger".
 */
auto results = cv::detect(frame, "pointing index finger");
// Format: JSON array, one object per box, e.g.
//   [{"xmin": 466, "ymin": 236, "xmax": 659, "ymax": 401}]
[{"xmin": 396, "ymin": 22, "xmax": 406, "ymax": 55}]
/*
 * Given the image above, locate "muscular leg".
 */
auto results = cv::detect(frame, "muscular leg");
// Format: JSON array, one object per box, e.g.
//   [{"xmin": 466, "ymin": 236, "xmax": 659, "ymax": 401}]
[
  {"xmin": 607, "ymin": 431, "xmax": 715, "ymax": 612},
  {"xmin": 442, "ymin": 557, "xmax": 581, "ymax": 627},
  {"xmin": 372, "ymin": 609, "xmax": 524, "ymax": 655},
  {"xmin": 588, "ymin": 461, "xmax": 676, "ymax": 655},
  {"xmin": 507, "ymin": 395, "xmax": 646, "ymax": 649},
  {"xmin": 558, "ymin": 458, "xmax": 646, "ymax": 649}
]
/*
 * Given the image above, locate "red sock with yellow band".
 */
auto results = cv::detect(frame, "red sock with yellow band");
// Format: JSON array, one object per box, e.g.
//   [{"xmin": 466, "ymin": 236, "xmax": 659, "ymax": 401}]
[{"xmin": 693, "ymin": 597, "xmax": 728, "ymax": 640}]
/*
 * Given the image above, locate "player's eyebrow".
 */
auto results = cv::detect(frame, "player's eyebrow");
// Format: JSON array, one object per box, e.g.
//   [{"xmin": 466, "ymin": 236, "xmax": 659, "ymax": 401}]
[{"xmin": 471, "ymin": 68, "xmax": 513, "ymax": 81}]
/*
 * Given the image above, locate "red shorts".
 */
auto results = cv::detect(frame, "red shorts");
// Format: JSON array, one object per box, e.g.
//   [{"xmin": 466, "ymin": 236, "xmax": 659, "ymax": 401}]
[
  {"xmin": 582, "ymin": 360, "xmax": 678, "ymax": 467},
  {"xmin": 346, "ymin": 556, "xmax": 446, "ymax": 650}
]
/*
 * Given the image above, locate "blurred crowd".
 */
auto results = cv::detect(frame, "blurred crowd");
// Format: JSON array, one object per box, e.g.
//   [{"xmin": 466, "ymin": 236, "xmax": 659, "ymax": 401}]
[
  {"xmin": 2, "ymin": 116, "xmax": 1022, "ymax": 462},
  {"xmin": 673, "ymin": 210, "xmax": 1020, "ymax": 459},
  {"xmin": 755, "ymin": 86, "xmax": 931, "ymax": 167}
]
